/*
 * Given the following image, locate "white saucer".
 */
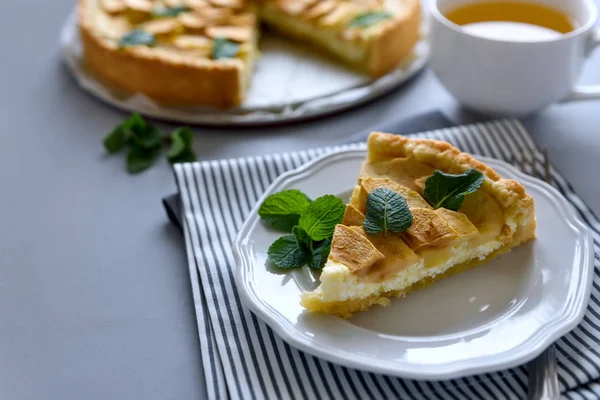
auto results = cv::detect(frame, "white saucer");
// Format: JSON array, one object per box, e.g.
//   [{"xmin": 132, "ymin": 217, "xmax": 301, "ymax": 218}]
[{"xmin": 233, "ymin": 149, "xmax": 594, "ymax": 380}]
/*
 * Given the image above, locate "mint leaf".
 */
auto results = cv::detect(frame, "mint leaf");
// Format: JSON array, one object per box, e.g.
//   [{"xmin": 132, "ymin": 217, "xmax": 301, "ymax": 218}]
[
  {"xmin": 423, "ymin": 169, "xmax": 485, "ymax": 211},
  {"xmin": 126, "ymin": 145, "xmax": 160, "ymax": 174},
  {"xmin": 167, "ymin": 127, "xmax": 192, "ymax": 159},
  {"xmin": 103, "ymin": 113, "xmax": 198, "ymax": 173},
  {"xmin": 167, "ymin": 127, "xmax": 196, "ymax": 164},
  {"xmin": 152, "ymin": 5, "xmax": 189, "ymax": 17},
  {"xmin": 292, "ymin": 226, "xmax": 311, "ymax": 250},
  {"xmin": 167, "ymin": 133, "xmax": 185, "ymax": 159},
  {"xmin": 309, "ymin": 238, "xmax": 332, "ymax": 270},
  {"xmin": 119, "ymin": 30, "xmax": 156, "ymax": 48},
  {"xmin": 130, "ymin": 126, "xmax": 161, "ymax": 149},
  {"xmin": 103, "ymin": 125, "xmax": 127, "ymax": 153},
  {"xmin": 298, "ymin": 195, "xmax": 345, "ymax": 241},
  {"xmin": 363, "ymin": 188, "xmax": 412, "ymax": 236},
  {"xmin": 259, "ymin": 190, "xmax": 312, "ymax": 232},
  {"xmin": 212, "ymin": 37, "xmax": 239, "ymax": 60},
  {"xmin": 348, "ymin": 11, "xmax": 393, "ymax": 28},
  {"xmin": 267, "ymin": 235, "xmax": 310, "ymax": 269},
  {"xmin": 121, "ymin": 113, "xmax": 146, "ymax": 132},
  {"xmin": 117, "ymin": 113, "xmax": 161, "ymax": 149},
  {"xmin": 169, "ymin": 149, "xmax": 197, "ymax": 164}
]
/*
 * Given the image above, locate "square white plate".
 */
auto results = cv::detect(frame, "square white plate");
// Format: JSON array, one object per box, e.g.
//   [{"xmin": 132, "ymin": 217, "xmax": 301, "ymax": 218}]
[{"xmin": 233, "ymin": 149, "xmax": 594, "ymax": 380}]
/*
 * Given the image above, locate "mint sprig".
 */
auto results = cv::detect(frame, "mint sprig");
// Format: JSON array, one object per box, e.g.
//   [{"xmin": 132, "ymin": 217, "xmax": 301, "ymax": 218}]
[
  {"xmin": 363, "ymin": 188, "xmax": 413, "ymax": 236},
  {"xmin": 292, "ymin": 226, "xmax": 312, "ymax": 250},
  {"xmin": 103, "ymin": 113, "xmax": 197, "ymax": 174},
  {"xmin": 423, "ymin": 169, "xmax": 485, "ymax": 211},
  {"xmin": 309, "ymin": 238, "xmax": 332, "ymax": 269},
  {"xmin": 258, "ymin": 190, "xmax": 312, "ymax": 232},
  {"xmin": 127, "ymin": 145, "xmax": 160, "ymax": 173},
  {"xmin": 298, "ymin": 195, "xmax": 345, "ymax": 241},
  {"xmin": 167, "ymin": 127, "xmax": 196, "ymax": 164},
  {"xmin": 262, "ymin": 192, "xmax": 343, "ymax": 270},
  {"xmin": 267, "ymin": 235, "xmax": 311, "ymax": 269}
]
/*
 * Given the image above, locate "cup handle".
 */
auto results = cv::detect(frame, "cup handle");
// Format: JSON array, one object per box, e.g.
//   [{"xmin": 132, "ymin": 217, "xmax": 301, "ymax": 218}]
[{"xmin": 564, "ymin": 28, "xmax": 600, "ymax": 102}]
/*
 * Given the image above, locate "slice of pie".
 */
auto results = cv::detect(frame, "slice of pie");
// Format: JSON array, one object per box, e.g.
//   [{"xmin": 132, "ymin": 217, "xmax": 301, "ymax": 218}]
[
  {"xmin": 77, "ymin": 0, "xmax": 420, "ymax": 107},
  {"xmin": 260, "ymin": 0, "xmax": 420, "ymax": 77},
  {"xmin": 301, "ymin": 132, "xmax": 536, "ymax": 317}
]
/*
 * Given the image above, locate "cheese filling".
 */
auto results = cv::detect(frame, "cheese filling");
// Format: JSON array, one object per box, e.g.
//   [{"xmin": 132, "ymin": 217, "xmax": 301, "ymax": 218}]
[{"xmin": 312, "ymin": 239, "xmax": 503, "ymax": 303}]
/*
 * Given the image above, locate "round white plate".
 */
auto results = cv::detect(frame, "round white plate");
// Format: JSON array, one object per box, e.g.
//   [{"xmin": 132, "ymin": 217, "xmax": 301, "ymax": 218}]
[
  {"xmin": 60, "ymin": 10, "xmax": 429, "ymax": 126},
  {"xmin": 233, "ymin": 149, "xmax": 594, "ymax": 380}
]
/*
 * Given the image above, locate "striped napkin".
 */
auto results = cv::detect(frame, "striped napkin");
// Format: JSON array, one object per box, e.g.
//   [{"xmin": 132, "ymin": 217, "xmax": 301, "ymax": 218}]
[{"xmin": 173, "ymin": 120, "xmax": 600, "ymax": 400}]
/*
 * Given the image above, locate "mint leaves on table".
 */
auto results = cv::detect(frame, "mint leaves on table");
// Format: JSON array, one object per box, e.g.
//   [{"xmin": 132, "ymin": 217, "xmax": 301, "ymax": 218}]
[
  {"xmin": 423, "ymin": 169, "xmax": 485, "ymax": 211},
  {"xmin": 263, "ymin": 193, "xmax": 344, "ymax": 269},
  {"xmin": 167, "ymin": 127, "xmax": 197, "ymax": 164},
  {"xmin": 119, "ymin": 29, "xmax": 156, "ymax": 48},
  {"xmin": 258, "ymin": 190, "xmax": 312, "ymax": 232},
  {"xmin": 103, "ymin": 113, "xmax": 197, "ymax": 174},
  {"xmin": 348, "ymin": 11, "xmax": 393, "ymax": 28},
  {"xmin": 212, "ymin": 37, "xmax": 240, "ymax": 60},
  {"xmin": 152, "ymin": 5, "xmax": 190, "ymax": 17},
  {"xmin": 363, "ymin": 188, "xmax": 413, "ymax": 236},
  {"xmin": 127, "ymin": 145, "xmax": 161, "ymax": 174}
]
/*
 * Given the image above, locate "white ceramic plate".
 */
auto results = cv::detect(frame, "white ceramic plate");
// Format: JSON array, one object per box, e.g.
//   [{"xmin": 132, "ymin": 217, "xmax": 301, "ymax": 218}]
[
  {"xmin": 59, "ymin": 10, "xmax": 428, "ymax": 126},
  {"xmin": 233, "ymin": 149, "xmax": 594, "ymax": 380}
]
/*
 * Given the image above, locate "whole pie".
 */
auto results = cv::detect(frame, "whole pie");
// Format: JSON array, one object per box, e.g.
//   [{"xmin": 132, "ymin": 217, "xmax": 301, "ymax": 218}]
[
  {"xmin": 77, "ymin": 0, "xmax": 421, "ymax": 107},
  {"xmin": 301, "ymin": 132, "xmax": 536, "ymax": 317}
]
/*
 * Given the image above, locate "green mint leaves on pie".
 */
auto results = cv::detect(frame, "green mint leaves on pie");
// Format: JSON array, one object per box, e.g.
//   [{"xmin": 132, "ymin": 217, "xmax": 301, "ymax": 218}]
[
  {"xmin": 119, "ymin": 29, "xmax": 156, "ymax": 48},
  {"xmin": 348, "ymin": 11, "xmax": 393, "ymax": 28},
  {"xmin": 298, "ymin": 195, "xmax": 345, "ymax": 241},
  {"xmin": 262, "ymin": 192, "xmax": 343, "ymax": 270},
  {"xmin": 152, "ymin": 5, "xmax": 190, "ymax": 17},
  {"xmin": 103, "ymin": 113, "xmax": 197, "ymax": 174},
  {"xmin": 423, "ymin": 169, "xmax": 485, "ymax": 211},
  {"xmin": 363, "ymin": 188, "xmax": 413, "ymax": 236},
  {"xmin": 259, "ymin": 190, "xmax": 312, "ymax": 232},
  {"xmin": 267, "ymin": 236, "xmax": 311, "ymax": 269},
  {"xmin": 212, "ymin": 37, "xmax": 240, "ymax": 60}
]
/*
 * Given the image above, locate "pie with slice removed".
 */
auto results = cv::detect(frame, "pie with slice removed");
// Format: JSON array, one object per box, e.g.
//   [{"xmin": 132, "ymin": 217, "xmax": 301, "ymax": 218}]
[
  {"xmin": 78, "ymin": 0, "xmax": 420, "ymax": 107},
  {"xmin": 301, "ymin": 132, "xmax": 536, "ymax": 317}
]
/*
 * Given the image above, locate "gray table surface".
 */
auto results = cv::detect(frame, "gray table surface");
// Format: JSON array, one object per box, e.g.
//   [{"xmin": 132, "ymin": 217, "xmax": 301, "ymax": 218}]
[{"xmin": 1, "ymin": 1, "xmax": 599, "ymax": 399}]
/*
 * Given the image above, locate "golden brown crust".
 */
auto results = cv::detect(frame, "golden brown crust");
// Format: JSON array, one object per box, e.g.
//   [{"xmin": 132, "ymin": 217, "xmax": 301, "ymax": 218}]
[
  {"xmin": 78, "ymin": 0, "xmax": 250, "ymax": 107},
  {"xmin": 366, "ymin": 0, "xmax": 420, "ymax": 77},
  {"xmin": 261, "ymin": 0, "xmax": 421, "ymax": 78},
  {"xmin": 366, "ymin": 132, "xmax": 536, "ymax": 235},
  {"xmin": 342, "ymin": 204, "xmax": 366, "ymax": 226},
  {"xmin": 329, "ymin": 225, "xmax": 385, "ymax": 273}
]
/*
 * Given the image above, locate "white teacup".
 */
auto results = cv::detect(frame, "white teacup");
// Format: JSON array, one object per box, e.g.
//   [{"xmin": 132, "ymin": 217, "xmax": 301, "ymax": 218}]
[{"xmin": 429, "ymin": 0, "xmax": 600, "ymax": 116}]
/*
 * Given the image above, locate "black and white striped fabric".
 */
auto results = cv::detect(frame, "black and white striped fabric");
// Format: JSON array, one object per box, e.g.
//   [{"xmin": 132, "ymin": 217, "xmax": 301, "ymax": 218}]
[{"xmin": 174, "ymin": 120, "xmax": 600, "ymax": 400}]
